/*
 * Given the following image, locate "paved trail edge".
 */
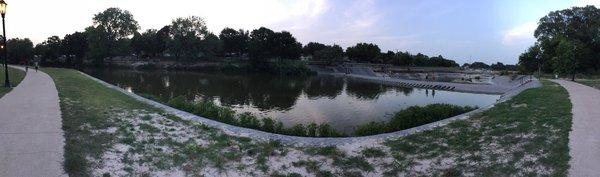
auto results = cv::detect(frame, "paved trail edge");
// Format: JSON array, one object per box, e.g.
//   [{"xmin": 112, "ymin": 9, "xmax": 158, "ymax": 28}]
[
  {"xmin": 0, "ymin": 66, "xmax": 66, "ymax": 177},
  {"xmin": 552, "ymin": 79, "xmax": 600, "ymax": 177}
]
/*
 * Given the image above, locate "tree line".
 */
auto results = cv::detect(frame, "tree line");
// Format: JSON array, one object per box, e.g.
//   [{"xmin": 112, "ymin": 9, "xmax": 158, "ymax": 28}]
[
  {"xmin": 518, "ymin": 5, "xmax": 600, "ymax": 78},
  {"xmin": 5, "ymin": 7, "xmax": 474, "ymax": 69},
  {"xmin": 461, "ymin": 62, "xmax": 517, "ymax": 71}
]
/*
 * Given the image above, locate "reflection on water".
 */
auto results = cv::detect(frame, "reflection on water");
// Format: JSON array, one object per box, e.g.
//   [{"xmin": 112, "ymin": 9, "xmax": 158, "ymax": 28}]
[{"xmin": 84, "ymin": 68, "xmax": 501, "ymax": 134}]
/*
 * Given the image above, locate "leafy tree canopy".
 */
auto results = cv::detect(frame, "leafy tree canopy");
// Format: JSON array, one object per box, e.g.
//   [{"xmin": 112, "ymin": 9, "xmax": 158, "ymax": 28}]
[{"xmin": 93, "ymin": 7, "xmax": 139, "ymax": 39}]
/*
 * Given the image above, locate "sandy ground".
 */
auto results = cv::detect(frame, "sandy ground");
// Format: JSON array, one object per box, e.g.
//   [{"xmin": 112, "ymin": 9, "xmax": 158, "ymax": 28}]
[
  {"xmin": 552, "ymin": 79, "xmax": 600, "ymax": 177},
  {"xmin": 0, "ymin": 66, "xmax": 66, "ymax": 177}
]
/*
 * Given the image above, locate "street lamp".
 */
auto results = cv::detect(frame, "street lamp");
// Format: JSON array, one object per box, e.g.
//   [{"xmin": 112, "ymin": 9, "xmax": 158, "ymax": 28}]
[{"xmin": 0, "ymin": 0, "xmax": 8, "ymax": 88}]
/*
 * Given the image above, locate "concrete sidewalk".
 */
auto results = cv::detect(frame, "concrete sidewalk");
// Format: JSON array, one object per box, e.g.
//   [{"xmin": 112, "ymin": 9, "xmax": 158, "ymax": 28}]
[
  {"xmin": 552, "ymin": 80, "xmax": 600, "ymax": 177},
  {"xmin": 0, "ymin": 66, "xmax": 65, "ymax": 177}
]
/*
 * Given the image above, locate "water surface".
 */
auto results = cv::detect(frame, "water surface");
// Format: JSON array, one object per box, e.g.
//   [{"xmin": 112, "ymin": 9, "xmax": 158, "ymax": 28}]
[{"xmin": 84, "ymin": 69, "xmax": 500, "ymax": 134}]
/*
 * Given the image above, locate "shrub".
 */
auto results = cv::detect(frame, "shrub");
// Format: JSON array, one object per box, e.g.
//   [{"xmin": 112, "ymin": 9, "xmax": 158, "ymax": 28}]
[
  {"xmin": 306, "ymin": 123, "xmax": 318, "ymax": 137},
  {"xmin": 389, "ymin": 104, "xmax": 474, "ymax": 131},
  {"xmin": 354, "ymin": 122, "xmax": 388, "ymax": 136},
  {"xmin": 239, "ymin": 112, "xmax": 261, "ymax": 129},
  {"xmin": 355, "ymin": 104, "xmax": 475, "ymax": 136},
  {"xmin": 274, "ymin": 121, "xmax": 285, "ymax": 134},
  {"xmin": 289, "ymin": 124, "xmax": 306, "ymax": 136},
  {"xmin": 317, "ymin": 123, "xmax": 332, "ymax": 137},
  {"xmin": 317, "ymin": 123, "xmax": 344, "ymax": 137},
  {"xmin": 167, "ymin": 96, "xmax": 193, "ymax": 111},
  {"xmin": 261, "ymin": 117, "xmax": 275, "ymax": 132}
]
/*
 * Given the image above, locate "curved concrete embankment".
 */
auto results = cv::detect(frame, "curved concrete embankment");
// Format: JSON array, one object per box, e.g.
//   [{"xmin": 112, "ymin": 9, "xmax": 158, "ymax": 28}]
[{"xmin": 80, "ymin": 71, "xmax": 541, "ymax": 146}]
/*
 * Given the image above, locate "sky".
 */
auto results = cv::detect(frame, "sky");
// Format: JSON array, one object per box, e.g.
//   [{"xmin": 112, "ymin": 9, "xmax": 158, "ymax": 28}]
[{"xmin": 6, "ymin": 0, "xmax": 600, "ymax": 64}]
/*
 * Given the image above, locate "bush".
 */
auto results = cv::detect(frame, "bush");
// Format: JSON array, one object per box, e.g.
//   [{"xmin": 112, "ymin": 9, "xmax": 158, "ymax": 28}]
[
  {"xmin": 317, "ymin": 123, "xmax": 344, "ymax": 137},
  {"xmin": 261, "ymin": 118, "xmax": 275, "ymax": 132},
  {"xmin": 239, "ymin": 112, "xmax": 261, "ymax": 129},
  {"xmin": 306, "ymin": 123, "xmax": 318, "ymax": 137},
  {"xmin": 274, "ymin": 121, "xmax": 285, "ymax": 134},
  {"xmin": 167, "ymin": 96, "xmax": 193, "ymax": 111},
  {"xmin": 354, "ymin": 122, "xmax": 388, "ymax": 136},
  {"xmin": 288, "ymin": 124, "xmax": 306, "ymax": 136},
  {"xmin": 355, "ymin": 104, "xmax": 475, "ymax": 136}
]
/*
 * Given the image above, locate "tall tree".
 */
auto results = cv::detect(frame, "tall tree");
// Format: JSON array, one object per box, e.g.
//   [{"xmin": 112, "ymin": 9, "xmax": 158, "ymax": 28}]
[
  {"xmin": 200, "ymin": 33, "xmax": 223, "ymax": 58},
  {"xmin": 85, "ymin": 26, "xmax": 112, "ymax": 66},
  {"xmin": 88, "ymin": 8, "xmax": 139, "ymax": 65},
  {"xmin": 168, "ymin": 16, "xmax": 208, "ymax": 60},
  {"xmin": 7, "ymin": 38, "xmax": 33, "ymax": 64},
  {"xmin": 34, "ymin": 36, "xmax": 62, "ymax": 65},
  {"xmin": 272, "ymin": 31, "xmax": 302, "ymax": 60},
  {"xmin": 219, "ymin": 28, "xmax": 249, "ymax": 56},
  {"xmin": 346, "ymin": 43, "xmax": 381, "ymax": 63},
  {"xmin": 525, "ymin": 5, "xmax": 600, "ymax": 75},
  {"xmin": 469, "ymin": 62, "xmax": 490, "ymax": 69},
  {"xmin": 303, "ymin": 42, "xmax": 327, "ymax": 56},
  {"xmin": 131, "ymin": 29, "xmax": 164, "ymax": 58},
  {"xmin": 313, "ymin": 44, "xmax": 344, "ymax": 63},
  {"xmin": 552, "ymin": 38, "xmax": 583, "ymax": 80},
  {"xmin": 396, "ymin": 51, "xmax": 413, "ymax": 66},
  {"xmin": 62, "ymin": 32, "xmax": 88, "ymax": 68},
  {"xmin": 248, "ymin": 27, "xmax": 276, "ymax": 65},
  {"xmin": 518, "ymin": 44, "xmax": 541, "ymax": 73},
  {"xmin": 93, "ymin": 7, "xmax": 139, "ymax": 40}
]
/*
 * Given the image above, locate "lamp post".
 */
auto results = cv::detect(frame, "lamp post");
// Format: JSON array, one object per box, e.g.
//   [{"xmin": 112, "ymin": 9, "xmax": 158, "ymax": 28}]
[{"xmin": 0, "ymin": 0, "xmax": 8, "ymax": 88}]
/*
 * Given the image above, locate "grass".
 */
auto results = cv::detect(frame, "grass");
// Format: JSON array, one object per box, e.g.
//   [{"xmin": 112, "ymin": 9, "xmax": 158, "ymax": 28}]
[
  {"xmin": 0, "ymin": 66, "xmax": 26, "ymax": 98},
  {"xmin": 43, "ymin": 68, "xmax": 152, "ymax": 176},
  {"xmin": 43, "ymin": 67, "xmax": 293, "ymax": 176},
  {"xmin": 43, "ymin": 67, "xmax": 573, "ymax": 176},
  {"xmin": 576, "ymin": 79, "xmax": 600, "ymax": 90},
  {"xmin": 382, "ymin": 80, "xmax": 572, "ymax": 176}
]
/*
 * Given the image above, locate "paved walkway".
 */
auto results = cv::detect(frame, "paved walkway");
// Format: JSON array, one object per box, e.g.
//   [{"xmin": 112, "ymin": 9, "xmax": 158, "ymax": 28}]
[
  {"xmin": 552, "ymin": 80, "xmax": 600, "ymax": 177},
  {"xmin": 0, "ymin": 66, "xmax": 65, "ymax": 177}
]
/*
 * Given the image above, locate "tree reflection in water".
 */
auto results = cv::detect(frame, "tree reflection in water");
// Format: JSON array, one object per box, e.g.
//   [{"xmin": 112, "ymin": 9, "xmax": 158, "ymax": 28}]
[{"xmin": 84, "ymin": 68, "xmax": 499, "ymax": 134}]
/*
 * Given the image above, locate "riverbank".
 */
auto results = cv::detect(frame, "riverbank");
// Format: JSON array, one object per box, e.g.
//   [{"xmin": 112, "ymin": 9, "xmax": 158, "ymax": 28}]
[
  {"xmin": 106, "ymin": 59, "xmax": 315, "ymax": 76},
  {"xmin": 0, "ymin": 66, "xmax": 26, "ymax": 98},
  {"xmin": 44, "ymin": 67, "xmax": 571, "ymax": 176}
]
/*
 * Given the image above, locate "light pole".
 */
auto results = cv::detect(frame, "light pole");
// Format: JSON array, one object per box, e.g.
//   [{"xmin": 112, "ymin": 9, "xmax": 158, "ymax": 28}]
[{"xmin": 0, "ymin": 0, "xmax": 8, "ymax": 88}]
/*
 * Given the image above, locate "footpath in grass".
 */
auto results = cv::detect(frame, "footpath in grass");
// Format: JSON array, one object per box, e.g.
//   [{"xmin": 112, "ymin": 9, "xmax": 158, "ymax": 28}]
[
  {"xmin": 0, "ymin": 66, "xmax": 26, "ymax": 98},
  {"xmin": 44, "ymin": 68, "xmax": 571, "ymax": 176}
]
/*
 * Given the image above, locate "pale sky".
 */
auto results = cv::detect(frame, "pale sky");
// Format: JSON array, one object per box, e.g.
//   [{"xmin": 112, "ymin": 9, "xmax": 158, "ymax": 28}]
[{"xmin": 7, "ymin": 0, "xmax": 600, "ymax": 64}]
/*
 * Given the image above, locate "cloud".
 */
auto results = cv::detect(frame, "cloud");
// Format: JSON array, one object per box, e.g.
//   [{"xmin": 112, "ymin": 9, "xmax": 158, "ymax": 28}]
[
  {"xmin": 277, "ymin": 0, "xmax": 391, "ymax": 48},
  {"xmin": 502, "ymin": 21, "xmax": 537, "ymax": 46}
]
